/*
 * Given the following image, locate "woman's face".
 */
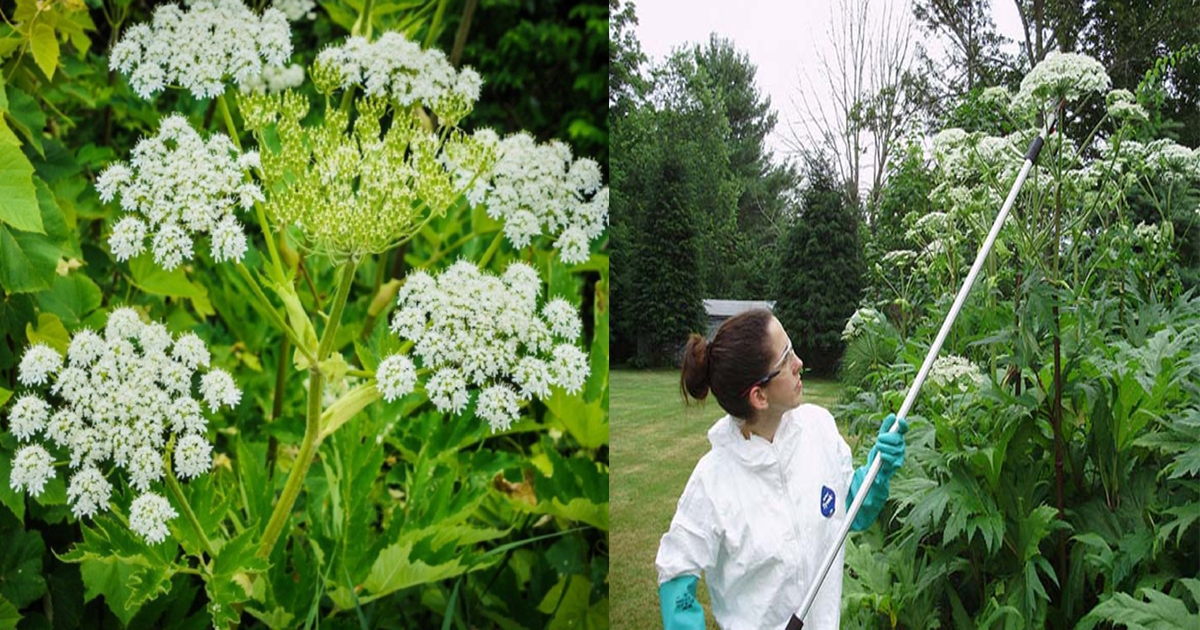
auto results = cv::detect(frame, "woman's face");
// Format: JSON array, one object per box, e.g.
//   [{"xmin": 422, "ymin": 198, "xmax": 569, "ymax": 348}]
[{"xmin": 756, "ymin": 316, "xmax": 804, "ymax": 412}]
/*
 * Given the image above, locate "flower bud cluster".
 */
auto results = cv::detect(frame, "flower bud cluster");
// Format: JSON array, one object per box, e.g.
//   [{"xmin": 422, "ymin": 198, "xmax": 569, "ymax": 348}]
[
  {"xmin": 237, "ymin": 91, "xmax": 494, "ymax": 261},
  {"xmin": 314, "ymin": 32, "xmax": 482, "ymax": 126},
  {"xmin": 6, "ymin": 308, "xmax": 239, "ymax": 544},
  {"xmin": 110, "ymin": 0, "xmax": 292, "ymax": 100},
  {"xmin": 96, "ymin": 114, "xmax": 261, "ymax": 269},
  {"xmin": 456, "ymin": 131, "xmax": 609, "ymax": 265},
  {"xmin": 376, "ymin": 261, "xmax": 590, "ymax": 432}
]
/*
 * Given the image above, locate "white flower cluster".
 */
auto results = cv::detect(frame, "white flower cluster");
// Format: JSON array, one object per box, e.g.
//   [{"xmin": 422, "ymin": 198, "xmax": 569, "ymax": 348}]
[
  {"xmin": 376, "ymin": 261, "xmax": 590, "ymax": 432},
  {"xmin": 314, "ymin": 32, "xmax": 482, "ymax": 125},
  {"xmin": 1106, "ymin": 89, "xmax": 1147, "ymax": 122},
  {"xmin": 1145, "ymin": 139, "xmax": 1200, "ymax": 181},
  {"xmin": 926, "ymin": 355, "xmax": 986, "ymax": 392},
  {"xmin": 882, "ymin": 249, "xmax": 917, "ymax": 268},
  {"xmin": 110, "ymin": 0, "xmax": 292, "ymax": 100},
  {"xmin": 460, "ymin": 131, "xmax": 609, "ymax": 265},
  {"xmin": 273, "ymin": 0, "xmax": 316, "ymax": 21},
  {"xmin": 96, "ymin": 114, "xmax": 261, "ymax": 269},
  {"xmin": 1013, "ymin": 52, "xmax": 1111, "ymax": 112},
  {"xmin": 841, "ymin": 307, "xmax": 884, "ymax": 341},
  {"xmin": 5, "ymin": 308, "xmax": 238, "ymax": 544},
  {"xmin": 1133, "ymin": 221, "xmax": 1166, "ymax": 248},
  {"xmin": 240, "ymin": 63, "xmax": 306, "ymax": 94},
  {"xmin": 979, "ymin": 86, "xmax": 1011, "ymax": 107}
]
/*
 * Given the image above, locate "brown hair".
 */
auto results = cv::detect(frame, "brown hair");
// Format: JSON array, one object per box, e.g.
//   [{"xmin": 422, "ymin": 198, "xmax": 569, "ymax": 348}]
[{"xmin": 679, "ymin": 309, "xmax": 775, "ymax": 421}]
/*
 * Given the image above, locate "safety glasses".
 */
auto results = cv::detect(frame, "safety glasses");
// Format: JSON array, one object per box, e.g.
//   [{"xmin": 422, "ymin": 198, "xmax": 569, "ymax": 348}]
[{"xmin": 739, "ymin": 339, "xmax": 794, "ymax": 398}]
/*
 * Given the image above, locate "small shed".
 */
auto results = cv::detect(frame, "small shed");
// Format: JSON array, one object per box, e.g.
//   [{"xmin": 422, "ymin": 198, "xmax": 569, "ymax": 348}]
[{"xmin": 702, "ymin": 299, "xmax": 776, "ymax": 339}]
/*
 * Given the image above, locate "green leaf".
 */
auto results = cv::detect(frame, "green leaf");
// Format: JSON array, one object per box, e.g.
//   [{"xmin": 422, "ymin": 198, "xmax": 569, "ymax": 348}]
[
  {"xmin": 0, "ymin": 526, "xmax": 45, "ymax": 608},
  {"xmin": 26, "ymin": 312, "xmax": 70, "ymax": 355},
  {"xmin": 37, "ymin": 272, "xmax": 101, "ymax": 326},
  {"xmin": 58, "ymin": 515, "xmax": 178, "ymax": 626},
  {"xmin": 1077, "ymin": 587, "xmax": 1200, "ymax": 630},
  {"xmin": 0, "ymin": 178, "xmax": 67, "ymax": 294},
  {"xmin": 204, "ymin": 527, "xmax": 270, "ymax": 629},
  {"xmin": 0, "ymin": 440, "xmax": 24, "ymax": 522},
  {"xmin": 29, "ymin": 23, "xmax": 59, "ymax": 80},
  {"xmin": 0, "ymin": 388, "xmax": 10, "ymax": 409},
  {"xmin": 0, "ymin": 141, "xmax": 42, "ymax": 233},
  {"xmin": 127, "ymin": 255, "xmax": 205, "ymax": 298},
  {"xmin": 544, "ymin": 389, "xmax": 608, "ymax": 449},
  {"xmin": 361, "ymin": 540, "xmax": 479, "ymax": 600},
  {"xmin": 0, "ymin": 594, "xmax": 20, "ymax": 630},
  {"xmin": 4, "ymin": 87, "xmax": 44, "ymax": 157},
  {"xmin": 536, "ymin": 576, "xmax": 606, "ymax": 630}
]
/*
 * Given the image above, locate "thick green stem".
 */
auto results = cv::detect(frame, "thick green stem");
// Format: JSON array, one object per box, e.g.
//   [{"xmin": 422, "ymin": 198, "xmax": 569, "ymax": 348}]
[
  {"xmin": 165, "ymin": 459, "xmax": 217, "ymax": 560},
  {"xmin": 256, "ymin": 367, "xmax": 323, "ymax": 559},
  {"xmin": 255, "ymin": 261, "xmax": 357, "ymax": 559}
]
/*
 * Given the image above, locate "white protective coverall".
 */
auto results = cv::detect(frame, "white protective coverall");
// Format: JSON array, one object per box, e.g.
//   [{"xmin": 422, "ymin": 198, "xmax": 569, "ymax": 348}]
[{"xmin": 655, "ymin": 404, "xmax": 855, "ymax": 629}]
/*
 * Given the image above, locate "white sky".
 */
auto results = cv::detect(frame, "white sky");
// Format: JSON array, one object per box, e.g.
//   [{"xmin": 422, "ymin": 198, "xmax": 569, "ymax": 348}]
[{"xmin": 633, "ymin": 0, "xmax": 1029, "ymax": 162}]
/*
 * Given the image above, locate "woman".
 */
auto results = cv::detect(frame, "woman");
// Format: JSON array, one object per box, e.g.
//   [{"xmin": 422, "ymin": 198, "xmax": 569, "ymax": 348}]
[{"xmin": 656, "ymin": 309, "xmax": 907, "ymax": 629}]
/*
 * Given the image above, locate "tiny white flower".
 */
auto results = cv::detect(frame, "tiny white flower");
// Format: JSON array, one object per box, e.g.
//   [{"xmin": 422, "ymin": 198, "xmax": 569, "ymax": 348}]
[
  {"xmin": 376, "ymin": 354, "xmax": 417, "ymax": 403},
  {"xmin": 8, "ymin": 393, "xmax": 52, "ymax": 441},
  {"xmin": 105, "ymin": 307, "xmax": 144, "ymax": 341},
  {"xmin": 477, "ymin": 384, "xmax": 520, "ymax": 433},
  {"xmin": 128, "ymin": 445, "xmax": 164, "ymax": 492},
  {"xmin": 210, "ymin": 215, "xmax": 248, "ymax": 263},
  {"xmin": 513, "ymin": 356, "xmax": 552, "ymax": 399},
  {"xmin": 19, "ymin": 344, "xmax": 63, "ymax": 387},
  {"xmin": 10, "ymin": 444, "xmax": 56, "ymax": 497},
  {"xmin": 170, "ymin": 397, "xmax": 207, "ymax": 435},
  {"xmin": 128, "ymin": 492, "xmax": 177, "ymax": 544},
  {"xmin": 109, "ymin": 216, "xmax": 148, "ymax": 261},
  {"xmin": 426, "ymin": 368, "xmax": 470, "ymax": 415},
  {"xmin": 151, "ymin": 223, "xmax": 195, "ymax": 271},
  {"xmin": 550, "ymin": 344, "xmax": 589, "ymax": 395},
  {"xmin": 172, "ymin": 333, "xmax": 211, "ymax": 369},
  {"xmin": 67, "ymin": 329, "xmax": 106, "ymax": 368},
  {"xmin": 199, "ymin": 369, "xmax": 241, "ymax": 410},
  {"xmin": 67, "ymin": 465, "xmax": 112, "ymax": 519},
  {"xmin": 173, "ymin": 434, "xmax": 212, "ymax": 480},
  {"xmin": 542, "ymin": 298, "xmax": 582, "ymax": 340},
  {"xmin": 139, "ymin": 322, "xmax": 173, "ymax": 356},
  {"xmin": 46, "ymin": 408, "xmax": 79, "ymax": 447}
]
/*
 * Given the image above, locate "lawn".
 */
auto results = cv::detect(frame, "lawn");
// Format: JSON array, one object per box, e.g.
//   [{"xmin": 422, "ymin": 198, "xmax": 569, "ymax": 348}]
[{"xmin": 609, "ymin": 369, "xmax": 844, "ymax": 629}]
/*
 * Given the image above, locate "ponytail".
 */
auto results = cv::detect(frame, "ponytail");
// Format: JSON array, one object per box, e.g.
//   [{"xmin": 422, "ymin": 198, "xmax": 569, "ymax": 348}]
[{"xmin": 680, "ymin": 333, "xmax": 711, "ymax": 402}]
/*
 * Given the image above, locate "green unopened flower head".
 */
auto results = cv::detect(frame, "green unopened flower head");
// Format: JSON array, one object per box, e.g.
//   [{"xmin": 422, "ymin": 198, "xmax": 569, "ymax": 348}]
[{"xmin": 237, "ymin": 90, "xmax": 496, "ymax": 262}]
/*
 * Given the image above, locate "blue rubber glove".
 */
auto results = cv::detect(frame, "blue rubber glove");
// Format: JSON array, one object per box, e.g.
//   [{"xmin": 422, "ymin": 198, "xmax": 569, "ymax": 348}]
[
  {"xmin": 846, "ymin": 413, "xmax": 908, "ymax": 531},
  {"xmin": 659, "ymin": 575, "xmax": 705, "ymax": 630}
]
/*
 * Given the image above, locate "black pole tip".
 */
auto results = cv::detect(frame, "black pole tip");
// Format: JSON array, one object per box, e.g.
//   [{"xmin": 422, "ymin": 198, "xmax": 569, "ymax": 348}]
[{"xmin": 786, "ymin": 615, "xmax": 804, "ymax": 630}]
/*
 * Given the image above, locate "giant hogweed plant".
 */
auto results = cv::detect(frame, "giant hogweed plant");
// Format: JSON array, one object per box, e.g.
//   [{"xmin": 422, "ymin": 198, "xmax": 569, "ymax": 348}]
[
  {"xmin": 837, "ymin": 53, "xmax": 1200, "ymax": 628},
  {"xmin": 0, "ymin": 0, "xmax": 608, "ymax": 627}
]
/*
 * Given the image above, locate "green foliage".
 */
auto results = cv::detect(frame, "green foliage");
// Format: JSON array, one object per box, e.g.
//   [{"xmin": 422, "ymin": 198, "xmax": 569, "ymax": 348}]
[
  {"xmin": 0, "ymin": 0, "xmax": 607, "ymax": 627},
  {"xmin": 773, "ymin": 160, "xmax": 865, "ymax": 376}
]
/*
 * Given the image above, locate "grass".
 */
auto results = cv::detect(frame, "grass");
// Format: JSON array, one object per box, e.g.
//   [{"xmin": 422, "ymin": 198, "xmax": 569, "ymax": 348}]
[{"xmin": 609, "ymin": 369, "xmax": 843, "ymax": 629}]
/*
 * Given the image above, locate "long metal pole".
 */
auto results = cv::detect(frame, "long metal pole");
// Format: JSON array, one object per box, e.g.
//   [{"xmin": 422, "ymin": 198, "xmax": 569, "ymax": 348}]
[{"xmin": 786, "ymin": 116, "xmax": 1058, "ymax": 630}]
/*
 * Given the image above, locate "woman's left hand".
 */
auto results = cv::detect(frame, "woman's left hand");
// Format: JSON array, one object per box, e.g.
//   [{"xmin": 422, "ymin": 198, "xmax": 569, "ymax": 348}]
[{"xmin": 869, "ymin": 413, "xmax": 908, "ymax": 476}]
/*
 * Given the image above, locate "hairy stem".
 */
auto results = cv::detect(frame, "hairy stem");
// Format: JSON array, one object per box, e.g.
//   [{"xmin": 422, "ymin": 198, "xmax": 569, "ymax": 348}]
[{"xmin": 255, "ymin": 261, "xmax": 357, "ymax": 559}]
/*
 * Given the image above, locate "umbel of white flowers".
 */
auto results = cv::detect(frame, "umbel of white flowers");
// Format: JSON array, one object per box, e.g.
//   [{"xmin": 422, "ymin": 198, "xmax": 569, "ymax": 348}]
[
  {"xmin": 375, "ymin": 261, "xmax": 590, "ymax": 432},
  {"xmin": 452, "ymin": 131, "xmax": 609, "ymax": 266},
  {"xmin": 110, "ymin": 0, "xmax": 292, "ymax": 100},
  {"xmin": 6, "ymin": 308, "xmax": 240, "ymax": 544},
  {"xmin": 97, "ymin": 114, "xmax": 261, "ymax": 270}
]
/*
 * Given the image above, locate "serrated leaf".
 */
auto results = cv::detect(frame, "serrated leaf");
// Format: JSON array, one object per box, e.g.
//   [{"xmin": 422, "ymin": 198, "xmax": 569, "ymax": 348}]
[
  {"xmin": 4, "ymin": 87, "xmax": 44, "ymax": 157},
  {"xmin": 38, "ymin": 272, "xmax": 101, "ymax": 326},
  {"xmin": 58, "ymin": 516, "xmax": 178, "ymax": 626},
  {"xmin": 29, "ymin": 23, "xmax": 59, "ymax": 80},
  {"xmin": 0, "ymin": 526, "xmax": 44, "ymax": 608},
  {"xmin": 127, "ymin": 254, "xmax": 206, "ymax": 298},
  {"xmin": 0, "ymin": 141, "xmax": 42, "ymax": 233},
  {"xmin": 204, "ymin": 527, "xmax": 270, "ymax": 627},
  {"xmin": 362, "ymin": 540, "xmax": 477, "ymax": 598},
  {"xmin": 536, "ymin": 576, "xmax": 606, "ymax": 630},
  {"xmin": 545, "ymin": 388, "xmax": 608, "ymax": 449}
]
